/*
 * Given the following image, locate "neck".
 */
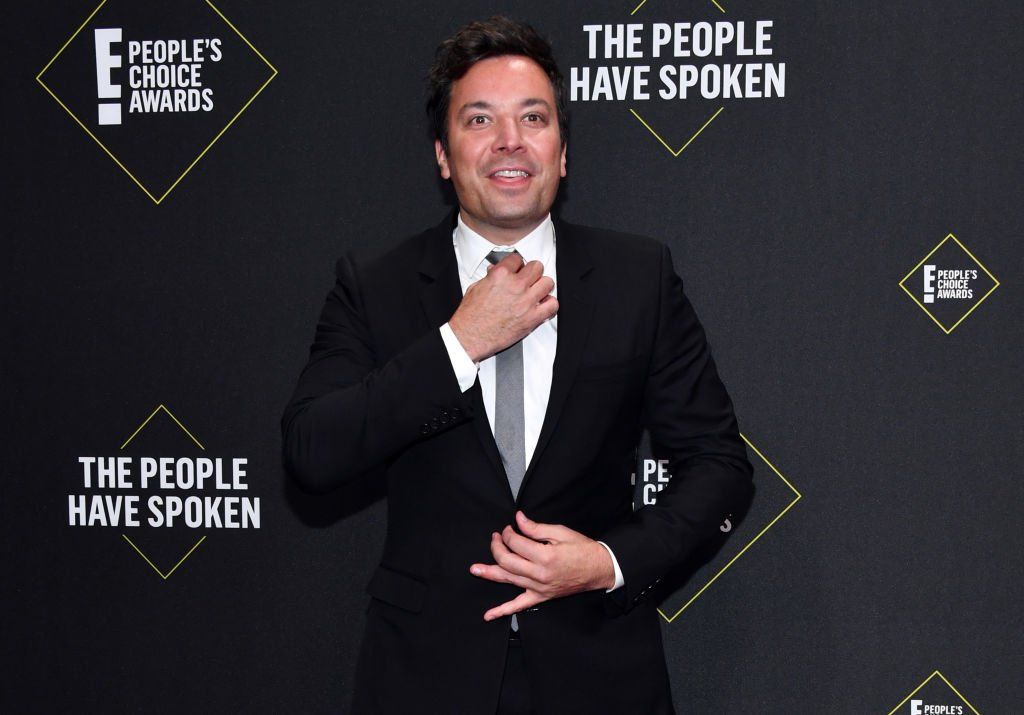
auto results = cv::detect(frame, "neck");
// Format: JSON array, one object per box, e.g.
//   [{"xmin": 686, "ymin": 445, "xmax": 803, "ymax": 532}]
[{"xmin": 458, "ymin": 211, "xmax": 547, "ymax": 246}]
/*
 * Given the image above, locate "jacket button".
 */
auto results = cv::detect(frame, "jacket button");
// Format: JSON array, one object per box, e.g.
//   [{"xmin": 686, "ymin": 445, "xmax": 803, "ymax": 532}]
[{"xmin": 420, "ymin": 423, "xmax": 430, "ymax": 434}]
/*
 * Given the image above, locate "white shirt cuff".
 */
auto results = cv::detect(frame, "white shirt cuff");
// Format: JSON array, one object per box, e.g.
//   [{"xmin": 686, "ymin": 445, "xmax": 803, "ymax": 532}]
[
  {"xmin": 597, "ymin": 541, "xmax": 625, "ymax": 592},
  {"xmin": 439, "ymin": 323, "xmax": 478, "ymax": 393}
]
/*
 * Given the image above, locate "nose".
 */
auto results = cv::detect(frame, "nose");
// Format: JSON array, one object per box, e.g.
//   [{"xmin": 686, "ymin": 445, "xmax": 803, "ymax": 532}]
[{"xmin": 492, "ymin": 117, "xmax": 524, "ymax": 153}]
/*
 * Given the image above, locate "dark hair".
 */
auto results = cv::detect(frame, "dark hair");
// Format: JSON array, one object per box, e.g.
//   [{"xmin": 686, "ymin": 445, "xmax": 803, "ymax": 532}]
[{"xmin": 427, "ymin": 16, "xmax": 568, "ymax": 150}]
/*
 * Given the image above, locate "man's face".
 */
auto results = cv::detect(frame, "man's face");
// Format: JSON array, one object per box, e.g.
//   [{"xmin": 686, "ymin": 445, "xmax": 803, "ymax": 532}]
[{"xmin": 435, "ymin": 55, "xmax": 566, "ymax": 244}]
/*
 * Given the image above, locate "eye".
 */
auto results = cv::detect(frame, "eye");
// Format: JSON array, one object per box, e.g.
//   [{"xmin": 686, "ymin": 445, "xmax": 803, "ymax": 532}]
[
  {"xmin": 468, "ymin": 115, "xmax": 490, "ymax": 126},
  {"xmin": 523, "ymin": 112, "xmax": 546, "ymax": 124}
]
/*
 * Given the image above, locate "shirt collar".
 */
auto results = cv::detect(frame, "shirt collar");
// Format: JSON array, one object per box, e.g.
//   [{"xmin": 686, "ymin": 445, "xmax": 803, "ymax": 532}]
[{"xmin": 454, "ymin": 214, "xmax": 555, "ymax": 281}]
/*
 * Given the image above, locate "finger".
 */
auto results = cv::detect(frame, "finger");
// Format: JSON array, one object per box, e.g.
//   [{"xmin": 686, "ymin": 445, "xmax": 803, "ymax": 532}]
[
  {"xmin": 517, "ymin": 298, "xmax": 558, "ymax": 335},
  {"xmin": 483, "ymin": 590, "xmax": 545, "ymax": 622},
  {"xmin": 516, "ymin": 510, "xmax": 572, "ymax": 543},
  {"xmin": 519, "ymin": 258, "xmax": 544, "ymax": 278},
  {"xmin": 492, "ymin": 530, "xmax": 545, "ymax": 578},
  {"xmin": 469, "ymin": 561, "xmax": 515, "ymax": 584},
  {"xmin": 499, "ymin": 259, "xmax": 543, "ymax": 290},
  {"xmin": 520, "ymin": 278, "xmax": 555, "ymax": 317},
  {"xmin": 535, "ymin": 295, "xmax": 559, "ymax": 322},
  {"xmin": 500, "ymin": 525, "xmax": 552, "ymax": 566},
  {"xmin": 473, "ymin": 534, "xmax": 539, "ymax": 585},
  {"xmin": 470, "ymin": 560, "xmax": 546, "ymax": 593},
  {"xmin": 524, "ymin": 273, "xmax": 554, "ymax": 297}
]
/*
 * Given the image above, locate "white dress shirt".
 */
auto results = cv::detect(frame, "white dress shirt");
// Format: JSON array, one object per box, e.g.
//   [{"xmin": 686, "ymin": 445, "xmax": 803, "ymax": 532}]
[{"xmin": 438, "ymin": 214, "xmax": 624, "ymax": 591}]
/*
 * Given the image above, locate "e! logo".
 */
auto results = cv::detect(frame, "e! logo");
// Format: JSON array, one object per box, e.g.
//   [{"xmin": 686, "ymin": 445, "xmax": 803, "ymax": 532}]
[
  {"xmin": 94, "ymin": 28, "xmax": 123, "ymax": 125},
  {"xmin": 922, "ymin": 265, "xmax": 936, "ymax": 303}
]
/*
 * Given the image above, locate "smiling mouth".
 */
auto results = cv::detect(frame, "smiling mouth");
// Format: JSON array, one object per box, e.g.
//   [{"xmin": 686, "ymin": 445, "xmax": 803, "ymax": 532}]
[{"xmin": 491, "ymin": 169, "xmax": 531, "ymax": 178}]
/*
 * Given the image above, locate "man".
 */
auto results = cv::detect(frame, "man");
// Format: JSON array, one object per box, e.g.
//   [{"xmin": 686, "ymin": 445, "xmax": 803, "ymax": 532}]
[{"xmin": 282, "ymin": 16, "xmax": 752, "ymax": 715}]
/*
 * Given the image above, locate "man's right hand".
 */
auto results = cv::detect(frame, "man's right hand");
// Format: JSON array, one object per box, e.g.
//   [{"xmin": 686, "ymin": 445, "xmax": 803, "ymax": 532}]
[{"xmin": 448, "ymin": 252, "xmax": 558, "ymax": 362}]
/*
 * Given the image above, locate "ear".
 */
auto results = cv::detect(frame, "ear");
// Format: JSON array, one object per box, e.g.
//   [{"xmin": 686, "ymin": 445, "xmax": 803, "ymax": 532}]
[
  {"xmin": 435, "ymin": 139, "xmax": 451, "ymax": 180},
  {"xmin": 560, "ymin": 142, "xmax": 567, "ymax": 178}
]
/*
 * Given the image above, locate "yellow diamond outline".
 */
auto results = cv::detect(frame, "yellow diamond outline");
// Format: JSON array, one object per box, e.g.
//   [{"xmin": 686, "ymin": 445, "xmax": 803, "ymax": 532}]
[
  {"xmin": 630, "ymin": 106, "xmax": 725, "ymax": 157},
  {"xmin": 628, "ymin": 1, "xmax": 728, "ymax": 155},
  {"xmin": 122, "ymin": 533, "xmax": 207, "ymax": 580},
  {"xmin": 118, "ymin": 404, "xmax": 208, "ymax": 578},
  {"xmin": 898, "ymin": 233, "xmax": 1001, "ymax": 334},
  {"xmin": 632, "ymin": 0, "xmax": 726, "ymax": 16},
  {"xmin": 658, "ymin": 433, "xmax": 801, "ymax": 623},
  {"xmin": 35, "ymin": 0, "xmax": 279, "ymax": 205},
  {"xmin": 886, "ymin": 670, "xmax": 983, "ymax": 715}
]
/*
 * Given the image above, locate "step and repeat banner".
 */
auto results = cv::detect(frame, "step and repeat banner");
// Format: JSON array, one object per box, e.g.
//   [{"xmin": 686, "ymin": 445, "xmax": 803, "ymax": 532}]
[{"xmin": 5, "ymin": 1, "xmax": 1021, "ymax": 712}]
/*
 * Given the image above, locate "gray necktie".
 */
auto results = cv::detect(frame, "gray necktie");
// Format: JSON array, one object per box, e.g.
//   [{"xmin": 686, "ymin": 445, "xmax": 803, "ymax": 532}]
[
  {"xmin": 485, "ymin": 249, "xmax": 526, "ymax": 500},
  {"xmin": 486, "ymin": 249, "xmax": 526, "ymax": 632}
]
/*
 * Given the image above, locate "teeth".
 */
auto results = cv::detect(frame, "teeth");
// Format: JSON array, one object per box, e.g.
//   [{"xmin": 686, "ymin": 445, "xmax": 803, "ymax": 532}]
[{"xmin": 494, "ymin": 170, "xmax": 529, "ymax": 178}]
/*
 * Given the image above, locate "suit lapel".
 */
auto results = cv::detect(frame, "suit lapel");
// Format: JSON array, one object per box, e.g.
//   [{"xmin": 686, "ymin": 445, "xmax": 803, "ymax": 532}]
[
  {"xmin": 415, "ymin": 214, "xmax": 508, "ymax": 488},
  {"xmin": 415, "ymin": 213, "xmax": 461, "ymax": 329},
  {"xmin": 521, "ymin": 221, "xmax": 596, "ymax": 496}
]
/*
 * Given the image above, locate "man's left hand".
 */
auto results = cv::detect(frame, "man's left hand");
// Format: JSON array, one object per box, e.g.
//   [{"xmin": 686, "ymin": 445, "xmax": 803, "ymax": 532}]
[{"xmin": 469, "ymin": 511, "xmax": 615, "ymax": 621}]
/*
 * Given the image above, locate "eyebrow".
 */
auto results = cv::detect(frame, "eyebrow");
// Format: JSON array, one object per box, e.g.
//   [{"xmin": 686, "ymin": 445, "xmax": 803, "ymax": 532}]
[{"xmin": 456, "ymin": 98, "xmax": 552, "ymax": 115}]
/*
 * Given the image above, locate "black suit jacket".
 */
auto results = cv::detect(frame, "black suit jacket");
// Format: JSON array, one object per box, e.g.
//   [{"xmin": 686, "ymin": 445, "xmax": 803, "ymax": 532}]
[{"xmin": 282, "ymin": 215, "xmax": 753, "ymax": 714}]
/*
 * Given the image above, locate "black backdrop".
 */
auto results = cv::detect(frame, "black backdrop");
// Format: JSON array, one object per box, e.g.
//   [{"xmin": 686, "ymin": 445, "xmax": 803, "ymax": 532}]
[{"xmin": 5, "ymin": 1, "xmax": 1021, "ymax": 713}]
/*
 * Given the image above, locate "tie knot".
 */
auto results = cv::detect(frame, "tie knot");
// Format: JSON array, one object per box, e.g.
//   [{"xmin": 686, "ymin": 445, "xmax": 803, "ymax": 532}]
[{"xmin": 485, "ymin": 248, "xmax": 520, "ymax": 265}]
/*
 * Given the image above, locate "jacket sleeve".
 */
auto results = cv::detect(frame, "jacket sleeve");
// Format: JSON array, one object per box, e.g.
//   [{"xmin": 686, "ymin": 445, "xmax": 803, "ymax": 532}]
[
  {"xmin": 600, "ymin": 244, "xmax": 753, "ymax": 610},
  {"xmin": 281, "ymin": 253, "xmax": 474, "ymax": 493}
]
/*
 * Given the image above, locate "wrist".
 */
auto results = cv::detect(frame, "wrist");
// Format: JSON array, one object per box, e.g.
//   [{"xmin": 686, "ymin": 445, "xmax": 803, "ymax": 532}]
[
  {"xmin": 448, "ymin": 316, "xmax": 488, "ymax": 363},
  {"xmin": 595, "ymin": 540, "xmax": 624, "ymax": 592}
]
